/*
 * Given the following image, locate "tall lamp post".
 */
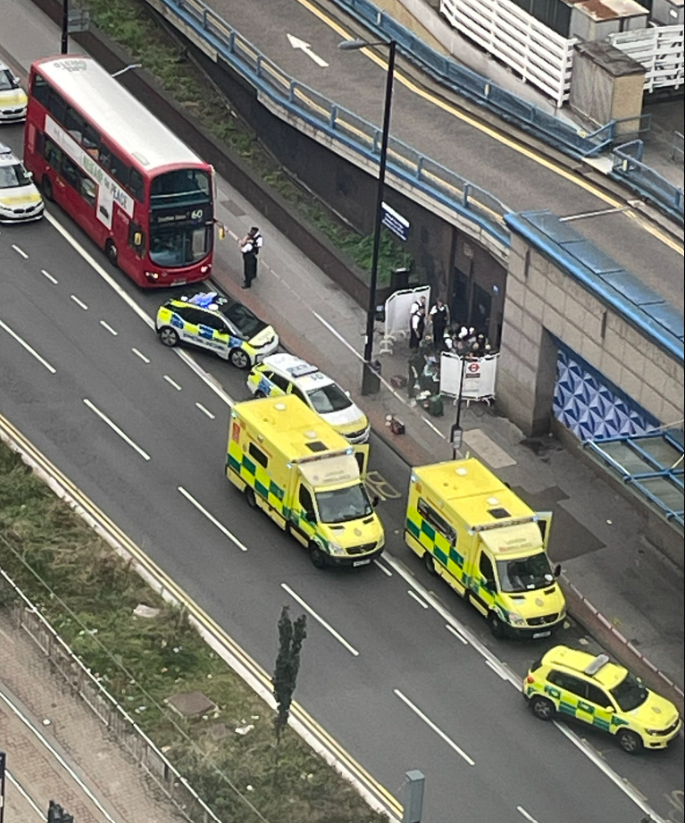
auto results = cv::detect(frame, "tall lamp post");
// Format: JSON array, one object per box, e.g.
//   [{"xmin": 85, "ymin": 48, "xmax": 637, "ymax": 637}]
[
  {"xmin": 61, "ymin": 0, "xmax": 69, "ymax": 54},
  {"xmin": 339, "ymin": 38, "xmax": 397, "ymax": 396}
]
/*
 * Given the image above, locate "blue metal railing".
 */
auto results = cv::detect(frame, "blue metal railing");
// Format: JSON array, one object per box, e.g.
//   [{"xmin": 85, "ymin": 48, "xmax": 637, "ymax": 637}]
[{"xmin": 613, "ymin": 143, "xmax": 685, "ymax": 225}]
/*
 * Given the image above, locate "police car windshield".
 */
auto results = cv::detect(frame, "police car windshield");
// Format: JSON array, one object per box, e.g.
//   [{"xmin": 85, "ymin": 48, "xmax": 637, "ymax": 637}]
[
  {"xmin": 0, "ymin": 163, "xmax": 31, "ymax": 189},
  {"xmin": 316, "ymin": 484, "xmax": 372, "ymax": 524},
  {"xmin": 496, "ymin": 553, "xmax": 553, "ymax": 593},
  {"xmin": 611, "ymin": 672, "xmax": 648, "ymax": 712},
  {"xmin": 308, "ymin": 383, "xmax": 352, "ymax": 414},
  {"xmin": 220, "ymin": 302, "xmax": 266, "ymax": 340},
  {"xmin": 0, "ymin": 69, "xmax": 19, "ymax": 91}
]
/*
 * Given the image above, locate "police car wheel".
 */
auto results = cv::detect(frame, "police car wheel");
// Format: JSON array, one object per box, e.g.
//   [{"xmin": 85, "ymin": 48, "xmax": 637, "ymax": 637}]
[
  {"xmin": 41, "ymin": 176, "xmax": 54, "ymax": 201},
  {"xmin": 617, "ymin": 729, "xmax": 643, "ymax": 754},
  {"xmin": 254, "ymin": 390, "xmax": 266, "ymax": 398},
  {"xmin": 229, "ymin": 348, "xmax": 250, "ymax": 370},
  {"xmin": 309, "ymin": 544, "xmax": 327, "ymax": 569},
  {"xmin": 530, "ymin": 696, "xmax": 556, "ymax": 722},
  {"xmin": 244, "ymin": 488, "xmax": 257, "ymax": 509},
  {"xmin": 159, "ymin": 328, "xmax": 179, "ymax": 348},
  {"xmin": 423, "ymin": 551, "xmax": 437, "ymax": 576}
]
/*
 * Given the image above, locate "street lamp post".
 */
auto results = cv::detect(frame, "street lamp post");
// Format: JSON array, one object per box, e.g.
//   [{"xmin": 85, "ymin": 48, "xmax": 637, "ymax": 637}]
[
  {"xmin": 339, "ymin": 38, "xmax": 397, "ymax": 395},
  {"xmin": 61, "ymin": 0, "xmax": 69, "ymax": 54},
  {"xmin": 450, "ymin": 353, "xmax": 468, "ymax": 459}
]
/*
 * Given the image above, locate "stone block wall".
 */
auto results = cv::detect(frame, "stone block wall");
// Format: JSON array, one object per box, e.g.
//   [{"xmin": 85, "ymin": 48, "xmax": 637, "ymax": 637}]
[{"xmin": 497, "ymin": 235, "xmax": 684, "ymax": 436}]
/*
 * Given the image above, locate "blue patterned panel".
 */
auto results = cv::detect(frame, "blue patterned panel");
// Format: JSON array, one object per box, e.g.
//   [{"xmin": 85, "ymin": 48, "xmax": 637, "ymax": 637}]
[{"xmin": 553, "ymin": 349, "xmax": 653, "ymax": 441}]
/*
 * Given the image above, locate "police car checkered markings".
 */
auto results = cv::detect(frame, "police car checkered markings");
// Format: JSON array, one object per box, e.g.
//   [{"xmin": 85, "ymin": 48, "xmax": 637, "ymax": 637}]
[
  {"xmin": 83, "ymin": 399, "xmax": 151, "ymax": 462},
  {"xmin": 0, "ymin": 318, "xmax": 56, "ymax": 374},
  {"xmin": 177, "ymin": 486, "xmax": 248, "ymax": 552},
  {"xmin": 281, "ymin": 584, "xmax": 360, "ymax": 657},
  {"xmin": 394, "ymin": 689, "xmax": 475, "ymax": 766}
]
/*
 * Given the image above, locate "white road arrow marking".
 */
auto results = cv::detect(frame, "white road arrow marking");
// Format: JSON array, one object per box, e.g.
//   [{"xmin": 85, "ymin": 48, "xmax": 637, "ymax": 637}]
[{"xmin": 287, "ymin": 34, "xmax": 329, "ymax": 67}]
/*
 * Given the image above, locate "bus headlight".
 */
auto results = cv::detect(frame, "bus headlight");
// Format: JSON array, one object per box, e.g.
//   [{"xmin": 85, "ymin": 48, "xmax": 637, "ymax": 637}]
[
  {"xmin": 145, "ymin": 271, "xmax": 160, "ymax": 281},
  {"xmin": 200, "ymin": 264, "xmax": 211, "ymax": 273}
]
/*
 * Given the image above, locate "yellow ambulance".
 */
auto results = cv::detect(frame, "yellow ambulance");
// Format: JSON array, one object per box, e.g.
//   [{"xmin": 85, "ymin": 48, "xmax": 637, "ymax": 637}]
[
  {"xmin": 405, "ymin": 458, "xmax": 566, "ymax": 638},
  {"xmin": 227, "ymin": 396, "xmax": 384, "ymax": 568}
]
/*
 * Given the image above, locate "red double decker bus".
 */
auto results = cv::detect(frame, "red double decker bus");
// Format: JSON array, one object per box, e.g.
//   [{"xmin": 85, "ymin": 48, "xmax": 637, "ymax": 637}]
[{"xmin": 24, "ymin": 55, "xmax": 214, "ymax": 288}]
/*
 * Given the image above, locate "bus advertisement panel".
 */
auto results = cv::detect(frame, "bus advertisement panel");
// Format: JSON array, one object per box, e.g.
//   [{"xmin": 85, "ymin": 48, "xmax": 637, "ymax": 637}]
[{"xmin": 24, "ymin": 56, "xmax": 215, "ymax": 288}]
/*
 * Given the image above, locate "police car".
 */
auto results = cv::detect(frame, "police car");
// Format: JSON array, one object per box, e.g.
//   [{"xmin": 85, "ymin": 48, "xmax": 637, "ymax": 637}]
[
  {"xmin": 247, "ymin": 353, "xmax": 370, "ymax": 444},
  {"xmin": 0, "ymin": 144, "xmax": 44, "ymax": 223},
  {"xmin": 0, "ymin": 62, "xmax": 27, "ymax": 123},
  {"xmin": 155, "ymin": 291, "xmax": 279, "ymax": 369},
  {"xmin": 524, "ymin": 646, "xmax": 682, "ymax": 754}
]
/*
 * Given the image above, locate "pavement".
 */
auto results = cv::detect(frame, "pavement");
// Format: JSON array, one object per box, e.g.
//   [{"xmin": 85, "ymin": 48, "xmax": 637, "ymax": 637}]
[{"xmin": 0, "ymin": 609, "xmax": 182, "ymax": 823}]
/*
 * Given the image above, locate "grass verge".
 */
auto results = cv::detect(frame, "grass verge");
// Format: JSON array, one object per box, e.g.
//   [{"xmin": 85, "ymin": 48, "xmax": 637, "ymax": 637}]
[
  {"xmin": 80, "ymin": 0, "xmax": 413, "ymax": 286},
  {"xmin": 0, "ymin": 442, "xmax": 389, "ymax": 823}
]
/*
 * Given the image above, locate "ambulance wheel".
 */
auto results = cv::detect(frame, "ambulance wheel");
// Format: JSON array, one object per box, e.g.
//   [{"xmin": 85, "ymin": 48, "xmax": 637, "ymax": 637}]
[
  {"xmin": 41, "ymin": 176, "xmax": 54, "ymax": 201},
  {"xmin": 488, "ymin": 612, "xmax": 506, "ymax": 639},
  {"xmin": 423, "ymin": 552, "xmax": 437, "ymax": 576},
  {"xmin": 105, "ymin": 240, "xmax": 118, "ymax": 267},
  {"xmin": 158, "ymin": 327, "xmax": 179, "ymax": 348},
  {"xmin": 229, "ymin": 348, "xmax": 250, "ymax": 370},
  {"xmin": 244, "ymin": 488, "xmax": 257, "ymax": 509},
  {"xmin": 530, "ymin": 696, "xmax": 556, "ymax": 722},
  {"xmin": 309, "ymin": 543, "xmax": 327, "ymax": 569},
  {"xmin": 617, "ymin": 729, "xmax": 643, "ymax": 754}
]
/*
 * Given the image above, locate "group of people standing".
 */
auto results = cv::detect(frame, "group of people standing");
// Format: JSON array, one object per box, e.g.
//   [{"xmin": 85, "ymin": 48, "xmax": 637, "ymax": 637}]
[{"xmin": 409, "ymin": 295, "xmax": 492, "ymax": 355}]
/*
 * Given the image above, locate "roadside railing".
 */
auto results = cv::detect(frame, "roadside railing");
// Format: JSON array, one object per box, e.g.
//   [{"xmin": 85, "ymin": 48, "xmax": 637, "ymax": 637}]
[
  {"xmin": 0, "ymin": 568, "xmax": 223, "ymax": 823},
  {"xmin": 613, "ymin": 142, "xmax": 685, "ymax": 225},
  {"xmin": 673, "ymin": 131, "xmax": 684, "ymax": 165}
]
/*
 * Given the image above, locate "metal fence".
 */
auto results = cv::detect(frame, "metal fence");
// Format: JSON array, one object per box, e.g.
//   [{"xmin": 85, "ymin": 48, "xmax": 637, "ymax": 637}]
[
  {"xmin": 613, "ymin": 143, "xmax": 685, "ymax": 225},
  {"xmin": 0, "ymin": 569, "xmax": 223, "ymax": 823}
]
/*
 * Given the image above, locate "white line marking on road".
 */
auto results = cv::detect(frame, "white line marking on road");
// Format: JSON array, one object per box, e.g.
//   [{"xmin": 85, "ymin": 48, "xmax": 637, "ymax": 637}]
[
  {"xmin": 83, "ymin": 399, "xmax": 151, "ymax": 461},
  {"xmin": 70, "ymin": 294, "xmax": 89, "ymax": 310},
  {"xmin": 11, "ymin": 244, "xmax": 28, "ymax": 259},
  {"xmin": 374, "ymin": 559, "xmax": 392, "ymax": 577},
  {"xmin": 6, "ymin": 771, "xmax": 44, "ymax": 818},
  {"xmin": 163, "ymin": 375, "xmax": 182, "ymax": 391},
  {"xmin": 394, "ymin": 689, "xmax": 475, "ymax": 766},
  {"xmin": 313, "ymin": 311, "xmax": 363, "ymax": 359},
  {"xmin": 408, "ymin": 590, "xmax": 429, "ymax": 609},
  {"xmin": 446, "ymin": 624, "xmax": 468, "ymax": 645},
  {"xmin": 421, "ymin": 416, "xmax": 447, "ymax": 439},
  {"xmin": 131, "ymin": 348, "xmax": 150, "ymax": 364},
  {"xmin": 40, "ymin": 269, "xmax": 58, "ymax": 284},
  {"xmin": 287, "ymin": 33, "xmax": 330, "ymax": 67},
  {"xmin": 195, "ymin": 402, "xmax": 216, "ymax": 419},
  {"xmin": 486, "ymin": 658, "xmax": 510, "ymax": 681},
  {"xmin": 100, "ymin": 320, "xmax": 118, "ymax": 336},
  {"xmin": 553, "ymin": 722, "xmax": 668, "ymax": 823},
  {"xmin": 0, "ymin": 689, "xmax": 121, "ymax": 823},
  {"xmin": 517, "ymin": 807, "xmax": 541, "ymax": 823},
  {"xmin": 177, "ymin": 486, "xmax": 248, "ymax": 551},
  {"xmin": 281, "ymin": 583, "xmax": 360, "ymax": 657},
  {"xmin": 0, "ymin": 319, "xmax": 56, "ymax": 374}
]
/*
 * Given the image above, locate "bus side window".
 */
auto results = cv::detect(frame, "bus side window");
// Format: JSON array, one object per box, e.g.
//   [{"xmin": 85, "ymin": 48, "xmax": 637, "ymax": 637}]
[
  {"xmin": 44, "ymin": 137, "xmax": 63, "ymax": 173},
  {"xmin": 99, "ymin": 145, "xmax": 112, "ymax": 171},
  {"xmin": 80, "ymin": 176, "xmax": 96, "ymax": 207},
  {"xmin": 47, "ymin": 88, "xmax": 67, "ymax": 125},
  {"xmin": 64, "ymin": 107, "xmax": 85, "ymax": 143},
  {"xmin": 61, "ymin": 155, "xmax": 80, "ymax": 190},
  {"xmin": 129, "ymin": 169, "xmax": 144, "ymax": 202},
  {"xmin": 82, "ymin": 124, "xmax": 101, "ymax": 160},
  {"xmin": 128, "ymin": 222, "xmax": 145, "ymax": 255},
  {"xmin": 110, "ymin": 153, "xmax": 130, "ymax": 188},
  {"xmin": 32, "ymin": 74, "xmax": 50, "ymax": 106}
]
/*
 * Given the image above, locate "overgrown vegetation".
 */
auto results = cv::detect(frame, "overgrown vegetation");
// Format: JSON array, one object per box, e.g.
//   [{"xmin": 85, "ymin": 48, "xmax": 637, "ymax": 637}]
[
  {"xmin": 0, "ymin": 445, "xmax": 388, "ymax": 823},
  {"xmin": 79, "ymin": 0, "xmax": 413, "ymax": 285}
]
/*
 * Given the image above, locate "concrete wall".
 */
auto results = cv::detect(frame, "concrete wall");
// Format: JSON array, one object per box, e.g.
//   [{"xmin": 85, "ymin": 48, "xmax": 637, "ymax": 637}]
[{"xmin": 498, "ymin": 232, "xmax": 685, "ymax": 436}]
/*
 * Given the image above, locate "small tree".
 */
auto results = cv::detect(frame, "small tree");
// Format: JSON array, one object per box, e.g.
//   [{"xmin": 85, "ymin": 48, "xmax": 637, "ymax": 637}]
[{"xmin": 272, "ymin": 606, "xmax": 307, "ymax": 742}]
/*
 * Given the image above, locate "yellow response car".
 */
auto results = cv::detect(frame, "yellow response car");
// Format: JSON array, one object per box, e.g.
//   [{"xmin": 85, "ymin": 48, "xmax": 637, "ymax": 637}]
[
  {"xmin": 0, "ymin": 62, "xmax": 27, "ymax": 123},
  {"xmin": 524, "ymin": 645, "xmax": 682, "ymax": 753},
  {"xmin": 156, "ymin": 291, "xmax": 279, "ymax": 369}
]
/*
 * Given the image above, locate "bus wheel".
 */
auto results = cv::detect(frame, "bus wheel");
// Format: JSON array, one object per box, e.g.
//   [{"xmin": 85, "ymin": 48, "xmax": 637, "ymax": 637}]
[
  {"xmin": 229, "ymin": 348, "xmax": 250, "ymax": 370},
  {"xmin": 42, "ymin": 177, "xmax": 54, "ymax": 201},
  {"xmin": 309, "ymin": 543, "xmax": 327, "ymax": 569},
  {"xmin": 105, "ymin": 240, "xmax": 118, "ymax": 267},
  {"xmin": 423, "ymin": 551, "xmax": 437, "ymax": 576}
]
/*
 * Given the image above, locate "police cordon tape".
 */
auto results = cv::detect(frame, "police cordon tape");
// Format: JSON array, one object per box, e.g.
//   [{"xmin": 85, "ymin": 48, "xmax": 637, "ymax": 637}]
[{"xmin": 0, "ymin": 412, "xmax": 403, "ymax": 822}]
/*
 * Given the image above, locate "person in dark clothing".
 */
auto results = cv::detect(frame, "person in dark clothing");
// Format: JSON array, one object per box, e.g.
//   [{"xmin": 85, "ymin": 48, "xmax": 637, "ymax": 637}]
[
  {"xmin": 430, "ymin": 298, "xmax": 450, "ymax": 351},
  {"xmin": 239, "ymin": 227, "xmax": 263, "ymax": 289},
  {"xmin": 409, "ymin": 296, "xmax": 426, "ymax": 349}
]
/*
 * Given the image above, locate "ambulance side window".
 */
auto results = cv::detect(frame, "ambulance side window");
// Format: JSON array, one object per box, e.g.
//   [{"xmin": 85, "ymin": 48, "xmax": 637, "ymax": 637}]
[
  {"xmin": 248, "ymin": 443, "xmax": 268, "ymax": 469},
  {"xmin": 586, "ymin": 684, "xmax": 612, "ymax": 709},
  {"xmin": 548, "ymin": 671, "xmax": 586, "ymax": 698},
  {"xmin": 479, "ymin": 553, "xmax": 495, "ymax": 586},
  {"xmin": 417, "ymin": 499, "xmax": 456, "ymax": 546},
  {"xmin": 299, "ymin": 485, "xmax": 315, "ymax": 520}
]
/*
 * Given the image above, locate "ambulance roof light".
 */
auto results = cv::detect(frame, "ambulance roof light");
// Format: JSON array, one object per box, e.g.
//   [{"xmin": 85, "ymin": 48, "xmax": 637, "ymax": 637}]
[{"xmin": 584, "ymin": 653, "xmax": 611, "ymax": 676}]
